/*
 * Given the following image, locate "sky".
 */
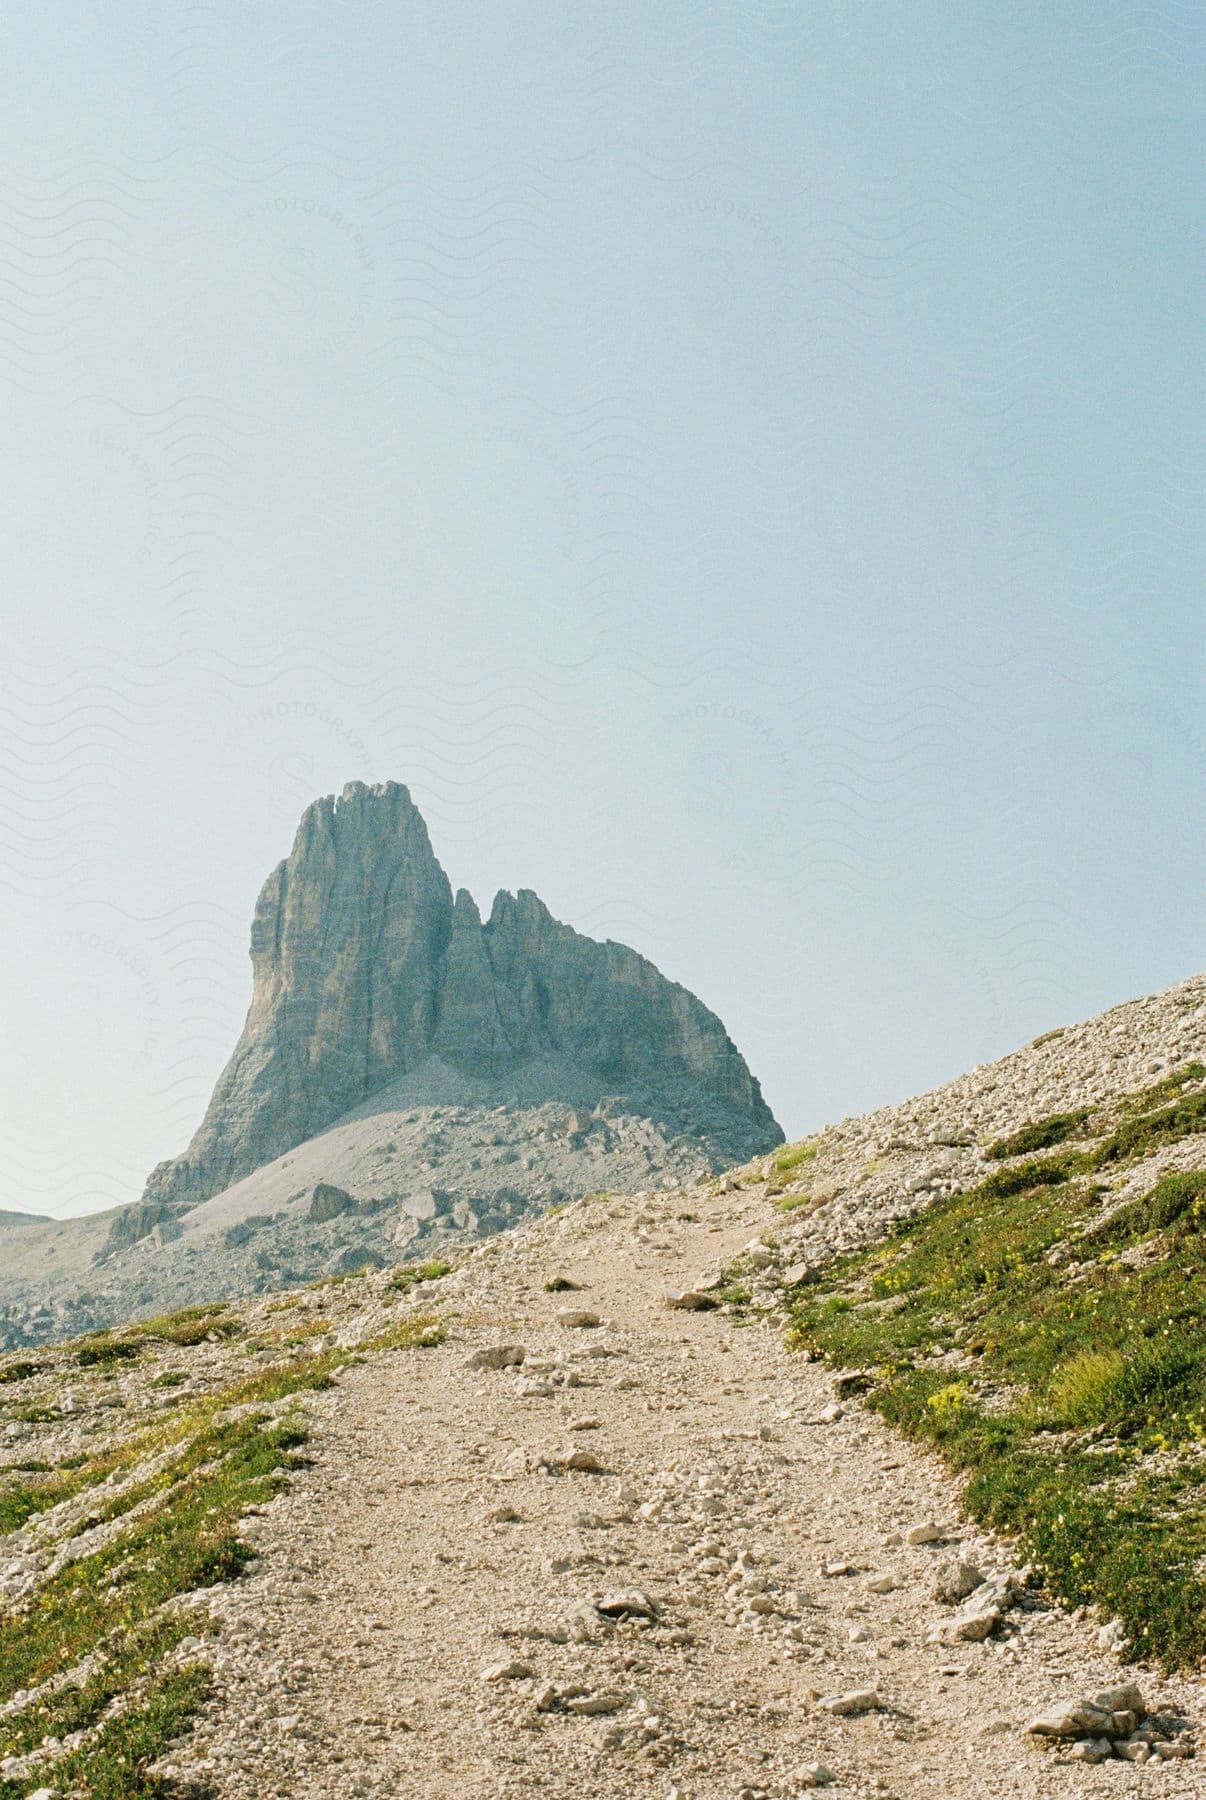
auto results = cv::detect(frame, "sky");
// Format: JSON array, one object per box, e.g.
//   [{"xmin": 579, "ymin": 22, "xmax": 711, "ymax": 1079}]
[{"xmin": 1, "ymin": 3, "xmax": 1203, "ymax": 1219}]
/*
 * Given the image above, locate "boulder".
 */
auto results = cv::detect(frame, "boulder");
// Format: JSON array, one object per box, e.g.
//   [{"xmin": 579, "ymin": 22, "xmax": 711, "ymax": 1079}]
[
  {"xmin": 308, "ymin": 1183, "xmax": 357, "ymax": 1223},
  {"xmin": 465, "ymin": 1345, "xmax": 525, "ymax": 1371},
  {"xmin": 663, "ymin": 1285, "xmax": 717, "ymax": 1311},
  {"xmin": 819, "ymin": 1689, "xmax": 880, "ymax": 1717},
  {"xmin": 1028, "ymin": 1686, "xmax": 1147, "ymax": 1742},
  {"xmin": 933, "ymin": 1559, "xmax": 983, "ymax": 1604},
  {"xmin": 324, "ymin": 1245, "xmax": 385, "ymax": 1277},
  {"xmin": 946, "ymin": 1568, "xmax": 1022, "ymax": 1641}
]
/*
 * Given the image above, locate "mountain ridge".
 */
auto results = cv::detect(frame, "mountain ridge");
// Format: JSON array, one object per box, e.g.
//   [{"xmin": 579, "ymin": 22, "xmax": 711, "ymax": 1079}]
[{"xmin": 0, "ymin": 784, "xmax": 782, "ymax": 1345}]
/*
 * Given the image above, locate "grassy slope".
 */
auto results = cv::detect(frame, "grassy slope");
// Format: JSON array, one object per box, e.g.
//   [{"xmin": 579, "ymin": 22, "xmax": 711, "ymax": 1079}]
[
  {"xmin": 787, "ymin": 1062, "xmax": 1206, "ymax": 1667},
  {"xmin": 0, "ymin": 1274, "xmax": 449, "ymax": 1797}
]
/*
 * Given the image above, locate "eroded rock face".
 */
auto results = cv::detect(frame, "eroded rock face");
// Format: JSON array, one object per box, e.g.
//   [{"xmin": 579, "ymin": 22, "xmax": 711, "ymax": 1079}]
[{"xmin": 144, "ymin": 782, "xmax": 781, "ymax": 1212}]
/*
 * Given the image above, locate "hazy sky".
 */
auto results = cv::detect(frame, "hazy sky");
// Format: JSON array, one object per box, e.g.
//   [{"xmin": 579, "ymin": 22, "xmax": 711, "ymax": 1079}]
[{"xmin": 1, "ymin": 3, "xmax": 1202, "ymax": 1219}]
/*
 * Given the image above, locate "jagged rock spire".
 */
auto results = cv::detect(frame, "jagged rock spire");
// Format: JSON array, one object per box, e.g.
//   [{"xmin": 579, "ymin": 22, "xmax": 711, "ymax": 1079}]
[{"xmin": 144, "ymin": 783, "xmax": 781, "ymax": 1209}]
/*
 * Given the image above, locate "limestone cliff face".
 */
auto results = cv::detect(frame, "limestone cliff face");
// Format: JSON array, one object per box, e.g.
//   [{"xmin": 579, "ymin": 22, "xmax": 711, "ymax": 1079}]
[{"xmin": 144, "ymin": 782, "xmax": 781, "ymax": 1209}]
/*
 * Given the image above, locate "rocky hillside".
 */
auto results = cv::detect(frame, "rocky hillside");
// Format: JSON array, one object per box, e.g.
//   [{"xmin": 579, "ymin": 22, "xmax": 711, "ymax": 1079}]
[
  {"xmin": 0, "ymin": 783, "xmax": 781, "ymax": 1347},
  {"xmin": 0, "ymin": 974, "xmax": 1200, "ymax": 1798}
]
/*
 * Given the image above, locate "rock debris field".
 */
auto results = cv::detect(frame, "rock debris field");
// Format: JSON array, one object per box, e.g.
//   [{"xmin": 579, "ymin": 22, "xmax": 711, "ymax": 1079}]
[{"xmin": 171, "ymin": 1191, "xmax": 1202, "ymax": 1797}]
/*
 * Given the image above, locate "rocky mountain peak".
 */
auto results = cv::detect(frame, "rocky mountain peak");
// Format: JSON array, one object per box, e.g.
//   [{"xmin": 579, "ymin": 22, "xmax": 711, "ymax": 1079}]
[{"xmin": 143, "ymin": 784, "xmax": 781, "ymax": 1213}]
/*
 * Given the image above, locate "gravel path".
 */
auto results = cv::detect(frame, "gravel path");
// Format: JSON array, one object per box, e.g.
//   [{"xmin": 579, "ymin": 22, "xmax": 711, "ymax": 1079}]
[{"xmin": 172, "ymin": 1177, "xmax": 1204, "ymax": 1799}]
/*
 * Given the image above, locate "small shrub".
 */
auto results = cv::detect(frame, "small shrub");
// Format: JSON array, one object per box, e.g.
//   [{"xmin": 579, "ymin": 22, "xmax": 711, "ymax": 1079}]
[
  {"xmin": 367, "ymin": 1316, "xmax": 447, "ymax": 1352},
  {"xmin": 387, "ymin": 1259, "xmax": 452, "ymax": 1294},
  {"xmin": 1047, "ymin": 1350, "xmax": 1129, "ymax": 1425},
  {"xmin": 774, "ymin": 1141, "xmax": 818, "ymax": 1174},
  {"xmin": 0, "ymin": 1361, "xmax": 43, "ymax": 1386},
  {"xmin": 925, "ymin": 1381, "xmax": 972, "ymax": 1430},
  {"xmin": 772, "ymin": 1191, "xmax": 814, "ymax": 1214},
  {"xmin": 76, "ymin": 1338, "xmax": 143, "ymax": 1368}
]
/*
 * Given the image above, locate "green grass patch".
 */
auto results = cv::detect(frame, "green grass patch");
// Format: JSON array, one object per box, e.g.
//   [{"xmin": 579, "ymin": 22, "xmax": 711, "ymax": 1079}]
[
  {"xmin": 1091, "ymin": 1090, "xmax": 1206, "ymax": 1166},
  {"xmin": 0, "ymin": 1361, "xmax": 44, "ymax": 1386},
  {"xmin": 0, "ymin": 1285, "xmax": 451, "ymax": 1790},
  {"xmin": 0, "ymin": 1439, "xmax": 136, "ymax": 1534},
  {"xmin": 76, "ymin": 1335, "xmax": 144, "ymax": 1368},
  {"xmin": 386, "ymin": 1258, "xmax": 452, "ymax": 1294},
  {"xmin": 1092, "ymin": 1171, "xmax": 1206, "ymax": 1248},
  {"xmin": 772, "ymin": 1191, "xmax": 815, "ymax": 1214},
  {"xmin": 365, "ymin": 1313, "xmax": 448, "ymax": 1353},
  {"xmin": 978, "ymin": 1152, "xmax": 1084, "ymax": 1199},
  {"xmin": 0, "ymin": 1477, "xmax": 74, "ymax": 1534},
  {"xmin": 788, "ymin": 1070, "xmax": 1206, "ymax": 1667},
  {"xmin": 774, "ymin": 1141, "xmax": 819, "ymax": 1174},
  {"xmin": 143, "ymin": 1309, "xmax": 240, "ymax": 1349},
  {"xmin": 1119, "ymin": 1061, "xmax": 1206, "ymax": 1116},
  {"xmin": 0, "ymin": 1409, "xmax": 306, "ymax": 1712},
  {"xmin": 766, "ymin": 1140, "xmax": 820, "ymax": 1196},
  {"xmin": 986, "ymin": 1109, "xmax": 1092, "ymax": 1161},
  {"xmin": 0, "ymin": 1659, "xmax": 212, "ymax": 1800}
]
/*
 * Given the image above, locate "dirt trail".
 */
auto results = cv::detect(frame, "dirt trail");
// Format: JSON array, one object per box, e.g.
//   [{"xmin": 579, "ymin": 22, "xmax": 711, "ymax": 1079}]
[{"xmin": 175, "ymin": 1180, "xmax": 1204, "ymax": 1799}]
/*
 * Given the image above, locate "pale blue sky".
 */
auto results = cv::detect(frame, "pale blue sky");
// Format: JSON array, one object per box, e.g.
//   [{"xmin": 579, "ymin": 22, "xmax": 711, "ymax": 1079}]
[{"xmin": 1, "ymin": 3, "xmax": 1202, "ymax": 1217}]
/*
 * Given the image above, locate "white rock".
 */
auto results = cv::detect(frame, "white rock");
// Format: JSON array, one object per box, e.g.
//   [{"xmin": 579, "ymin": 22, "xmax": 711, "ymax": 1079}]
[
  {"xmin": 465, "ymin": 1344, "xmax": 526, "ymax": 1370},
  {"xmin": 663, "ymin": 1286, "xmax": 715, "ymax": 1311},
  {"xmin": 565, "ymin": 1690, "xmax": 626, "ymax": 1715},
  {"xmin": 1093, "ymin": 1683, "xmax": 1145, "ymax": 1717},
  {"xmin": 1068, "ymin": 1737, "xmax": 1114, "ymax": 1765},
  {"xmin": 595, "ymin": 1588, "xmax": 659, "ymax": 1620},
  {"xmin": 933, "ymin": 1559, "xmax": 983, "ymax": 1604},
  {"xmin": 1028, "ymin": 1701, "xmax": 1113, "ymax": 1740},
  {"xmin": 561, "ymin": 1448, "xmax": 604, "ymax": 1472},
  {"xmin": 951, "ymin": 1598, "xmax": 1001, "ymax": 1642},
  {"xmin": 819, "ymin": 1687, "xmax": 880, "ymax": 1716}
]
